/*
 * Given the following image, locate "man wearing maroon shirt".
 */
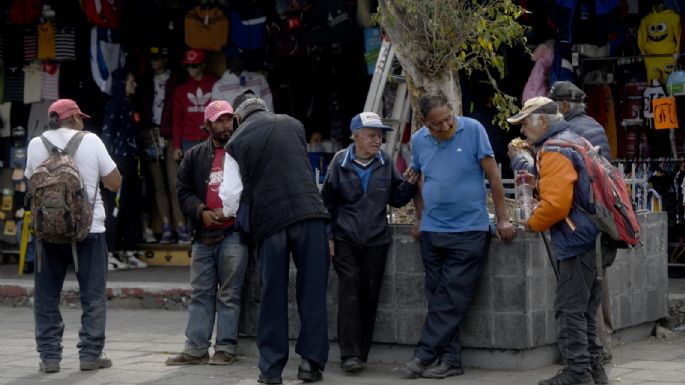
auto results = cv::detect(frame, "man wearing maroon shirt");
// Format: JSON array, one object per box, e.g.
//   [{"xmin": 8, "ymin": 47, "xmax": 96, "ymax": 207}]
[{"xmin": 167, "ymin": 100, "xmax": 248, "ymax": 366}]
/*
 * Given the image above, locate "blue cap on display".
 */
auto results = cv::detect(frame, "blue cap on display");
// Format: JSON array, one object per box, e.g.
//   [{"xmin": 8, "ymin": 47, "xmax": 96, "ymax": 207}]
[{"xmin": 349, "ymin": 112, "xmax": 393, "ymax": 132}]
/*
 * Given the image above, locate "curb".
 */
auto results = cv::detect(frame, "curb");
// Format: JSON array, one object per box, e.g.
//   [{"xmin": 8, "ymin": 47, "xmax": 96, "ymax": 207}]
[{"xmin": 0, "ymin": 280, "xmax": 193, "ymax": 310}]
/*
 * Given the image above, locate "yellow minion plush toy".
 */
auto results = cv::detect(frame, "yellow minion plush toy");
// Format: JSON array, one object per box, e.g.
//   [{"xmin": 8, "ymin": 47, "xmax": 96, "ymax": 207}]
[{"xmin": 638, "ymin": 6, "xmax": 681, "ymax": 84}]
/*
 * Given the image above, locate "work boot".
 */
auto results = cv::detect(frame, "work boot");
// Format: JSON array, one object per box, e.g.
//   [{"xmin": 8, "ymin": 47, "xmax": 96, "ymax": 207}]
[
  {"xmin": 209, "ymin": 351, "xmax": 236, "ymax": 365},
  {"xmin": 80, "ymin": 353, "xmax": 112, "ymax": 371},
  {"xmin": 421, "ymin": 361, "xmax": 465, "ymax": 378},
  {"xmin": 165, "ymin": 352, "xmax": 209, "ymax": 366},
  {"xmin": 403, "ymin": 356, "xmax": 427, "ymax": 378},
  {"xmin": 539, "ymin": 367, "xmax": 595, "ymax": 385},
  {"xmin": 590, "ymin": 363, "xmax": 608, "ymax": 384}
]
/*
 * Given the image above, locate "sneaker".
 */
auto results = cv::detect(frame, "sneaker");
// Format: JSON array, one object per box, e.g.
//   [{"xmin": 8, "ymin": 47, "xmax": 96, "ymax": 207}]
[
  {"xmin": 341, "ymin": 356, "xmax": 364, "ymax": 373},
  {"xmin": 39, "ymin": 360, "xmax": 60, "ymax": 373},
  {"xmin": 159, "ymin": 224, "xmax": 174, "ymax": 244},
  {"xmin": 209, "ymin": 351, "xmax": 237, "ymax": 365},
  {"xmin": 80, "ymin": 353, "xmax": 112, "ymax": 371},
  {"xmin": 125, "ymin": 251, "xmax": 147, "ymax": 268},
  {"xmin": 143, "ymin": 227, "xmax": 157, "ymax": 243},
  {"xmin": 177, "ymin": 225, "xmax": 191, "ymax": 244},
  {"xmin": 403, "ymin": 356, "xmax": 427, "ymax": 378},
  {"xmin": 165, "ymin": 352, "xmax": 209, "ymax": 366},
  {"xmin": 539, "ymin": 368, "xmax": 595, "ymax": 385},
  {"xmin": 421, "ymin": 362, "xmax": 464, "ymax": 378},
  {"xmin": 108, "ymin": 252, "xmax": 129, "ymax": 270},
  {"xmin": 591, "ymin": 363, "xmax": 608, "ymax": 385}
]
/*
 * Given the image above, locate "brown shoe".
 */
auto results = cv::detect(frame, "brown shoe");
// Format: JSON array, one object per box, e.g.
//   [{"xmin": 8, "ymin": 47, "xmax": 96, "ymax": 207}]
[
  {"xmin": 209, "ymin": 351, "xmax": 237, "ymax": 365},
  {"xmin": 165, "ymin": 352, "xmax": 209, "ymax": 366}
]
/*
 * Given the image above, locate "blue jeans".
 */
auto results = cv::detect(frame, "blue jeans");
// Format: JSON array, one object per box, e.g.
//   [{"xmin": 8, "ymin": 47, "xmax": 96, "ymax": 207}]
[
  {"xmin": 415, "ymin": 231, "xmax": 490, "ymax": 367},
  {"xmin": 34, "ymin": 233, "xmax": 108, "ymax": 363},
  {"xmin": 184, "ymin": 231, "xmax": 248, "ymax": 356}
]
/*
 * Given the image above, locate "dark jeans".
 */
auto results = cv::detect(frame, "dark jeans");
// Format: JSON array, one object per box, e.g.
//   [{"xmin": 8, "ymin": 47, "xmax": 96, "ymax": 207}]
[
  {"xmin": 333, "ymin": 241, "xmax": 388, "ymax": 362},
  {"xmin": 415, "ymin": 231, "xmax": 490, "ymax": 367},
  {"xmin": 34, "ymin": 233, "xmax": 108, "ymax": 363},
  {"xmin": 256, "ymin": 219, "xmax": 330, "ymax": 378},
  {"xmin": 556, "ymin": 248, "xmax": 603, "ymax": 372}
]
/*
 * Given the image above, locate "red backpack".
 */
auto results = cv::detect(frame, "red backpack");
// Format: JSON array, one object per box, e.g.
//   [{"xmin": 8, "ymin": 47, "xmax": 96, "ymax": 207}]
[{"xmin": 544, "ymin": 138, "xmax": 641, "ymax": 248}]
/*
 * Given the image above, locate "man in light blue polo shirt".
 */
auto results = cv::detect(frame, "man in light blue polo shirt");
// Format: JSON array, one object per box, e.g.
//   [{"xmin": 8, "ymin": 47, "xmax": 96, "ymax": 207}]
[{"xmin": 403, "ymin": 93, "xmax": 516, "ymax": 379}]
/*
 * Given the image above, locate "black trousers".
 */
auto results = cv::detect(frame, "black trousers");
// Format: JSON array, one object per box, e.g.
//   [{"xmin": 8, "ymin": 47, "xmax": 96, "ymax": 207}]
[
  {"xmin": 555, "ymin": 248, "xmax": 603, "ymax": 372},
  {"xmin": 256, "ymin": 219, "xmax": 330, "ymax": 377},
  {"xmin": 104, "ymin": 156, "xmax": 139, "ymax": 252},
  {"xmin": 333, "ymin": 240, "xmax": 389, "ymax": 362}
]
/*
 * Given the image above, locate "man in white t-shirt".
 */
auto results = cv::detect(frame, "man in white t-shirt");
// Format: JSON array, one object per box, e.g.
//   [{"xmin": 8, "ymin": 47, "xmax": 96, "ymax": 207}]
[{"xmin": 24, "ymin": 99, "xmax": 122, "ymax": 374}]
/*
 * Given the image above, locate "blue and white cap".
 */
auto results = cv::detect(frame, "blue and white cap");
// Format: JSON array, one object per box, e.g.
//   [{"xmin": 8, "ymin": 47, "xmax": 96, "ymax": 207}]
[{"xmin": 350, "ymin": 112, "xmax": 393, "ymax": 133}]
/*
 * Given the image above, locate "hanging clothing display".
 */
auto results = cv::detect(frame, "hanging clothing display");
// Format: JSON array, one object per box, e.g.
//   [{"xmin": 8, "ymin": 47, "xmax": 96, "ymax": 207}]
[
  {"xmin": 26, "ymin": 100, "xmax": 50, "ymax": 139},
  {"xmin": 211, "ymin": 70, "xmax": 274, "ymax": 111},
  {"xmin": 23, "ymin": 28, "xmax": 37, "ymax": 63},
  {"xmin": 54, "ymin": 25, "xmax": 76, "ymax": 61},
  {"xmin": 37, "ymin": 22, "xmax": 56, "ymax": 61},
  {"xmin": 23, "ymin": 62, "xmax": 42, "ymax": 104},
  {"xmin": 89, "ymin": 26, "xmax": 125, "ymax": 95},
  {"xmin": 586, "ymin": 84, "xmax": 619, "ymax": 158},
  {"xmin": 41, "ymin": 63, "xmax": 59, "ymax": 101},
  {"xmin": 638, "ymin": 7, "xmax": 681, "ymax": 84},
  {"xmin": 3, "ymin": 66, "xmax": 25, "ymax": 102}
]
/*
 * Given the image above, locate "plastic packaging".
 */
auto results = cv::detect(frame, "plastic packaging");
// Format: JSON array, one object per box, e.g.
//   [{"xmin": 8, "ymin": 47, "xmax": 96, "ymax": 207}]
[{"xmin": 515, "ymin": 170, "xmax": 533, "ymax": 223}]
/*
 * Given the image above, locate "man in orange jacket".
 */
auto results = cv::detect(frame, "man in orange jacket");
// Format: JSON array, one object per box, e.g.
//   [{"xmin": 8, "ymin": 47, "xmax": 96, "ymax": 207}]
[{"xmin": 508, "ymin": 97, "xmax": 608, "ymax": 385}]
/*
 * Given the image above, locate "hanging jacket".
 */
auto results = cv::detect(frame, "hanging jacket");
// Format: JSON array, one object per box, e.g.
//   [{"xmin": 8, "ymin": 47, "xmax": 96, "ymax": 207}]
[
  {"xmin": 522, "ymin": 41, "xmax": 555, "ymax": 101},
  {"xmin": 102, "ymin": 69, "xmax": 138, "ymax": 157},
  {"xmin": 89, "ymin": 26, "xmax": 125, "ymax": 95}
]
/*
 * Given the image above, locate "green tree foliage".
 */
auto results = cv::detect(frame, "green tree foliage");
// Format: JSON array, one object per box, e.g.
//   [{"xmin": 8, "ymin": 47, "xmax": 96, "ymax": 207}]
[{"xmin": 377, "ymin": 0, "xmax": 528, "ymax": 129}]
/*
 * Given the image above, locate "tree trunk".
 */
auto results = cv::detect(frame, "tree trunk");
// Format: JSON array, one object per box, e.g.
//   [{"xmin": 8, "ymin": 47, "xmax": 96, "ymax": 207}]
[{"xmin": 389, "ymin": 44, "xmax": 463, "ymax": 132}]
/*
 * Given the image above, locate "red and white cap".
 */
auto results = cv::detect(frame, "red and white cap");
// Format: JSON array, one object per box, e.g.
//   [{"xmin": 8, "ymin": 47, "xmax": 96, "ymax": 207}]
[
  {"xmin": 204, "ymin": 100, "xmax": 234, "ymax": 122},
  {"xmin": 48, "ymin": 99, "xmax": 91, "ymax": 121},
  {"xmin": 182, "ymin": 49, "xmax": 206, "ymax": 65}
]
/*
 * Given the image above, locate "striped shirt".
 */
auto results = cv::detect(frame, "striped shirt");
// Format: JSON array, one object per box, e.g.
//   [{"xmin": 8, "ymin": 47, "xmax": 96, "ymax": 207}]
[
  {"xmin": 55, "ymin": 25, "xmax": 76, "ymax": 61},
  {"xmin": 24, "ymin": 28, "xmax": 37, "ymax": 62},
  {"xmin": 3, "ymin": 66, "xmax": 24, "ymax": 102},
  {"xmin": 42, "ymin": 63, "xmax": 59, "ymax": 101}
]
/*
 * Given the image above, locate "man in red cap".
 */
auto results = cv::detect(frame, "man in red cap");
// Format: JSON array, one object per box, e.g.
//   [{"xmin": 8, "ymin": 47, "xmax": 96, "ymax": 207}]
[
  {"xmin": 24, "ymin": 99, "xmax": 122, "ymax": 373},
  {"xmin": 171, "ymin": 49, "xmax": 218, "ymax": 243},
  {"xmin": 167, "ymin": 100, "xmax": 248, "ymax": 366}
]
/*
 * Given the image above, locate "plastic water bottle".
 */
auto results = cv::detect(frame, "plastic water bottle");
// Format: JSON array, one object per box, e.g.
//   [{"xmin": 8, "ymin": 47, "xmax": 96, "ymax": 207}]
[{"xmin": 515, "ymin": 170, "xmax": 533, "ymax": 223}]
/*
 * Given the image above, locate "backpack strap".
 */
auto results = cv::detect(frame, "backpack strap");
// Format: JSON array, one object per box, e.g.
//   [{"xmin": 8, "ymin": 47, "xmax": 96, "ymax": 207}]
[
  {"xmin": 64, "ymin": 131, "xmax": 88, "ymax": 157},
  {"xmin": 40, "ymin": 135, "xmax": 59, "ymax": 154}
]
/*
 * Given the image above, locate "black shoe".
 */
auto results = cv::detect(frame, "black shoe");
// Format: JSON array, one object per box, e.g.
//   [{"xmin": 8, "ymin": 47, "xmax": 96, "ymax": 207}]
[
  {"xmin": 403, "ymin": 356, "xmax": 427, "ymax": 378},
  {"xmin": 341, "ymin": 356, "xmax": 364, "ymax": 373},
  {"xmin": 421, "ymin": 361, "xmax": 464, "ymax": 378},
  {"xmin": 539, "ymin": 367, "xmax": 595, "ymax": 385},
  {"xmin": 591, "ymin": 363, "xmax": 608, "ymax": 384},
  {"xmin": 297, "ymin": 358, "xmax": 323, "ymax": 382},
  {"xmin": 257, "ymin": 373, "xmax": 282, "ymax": 384}
]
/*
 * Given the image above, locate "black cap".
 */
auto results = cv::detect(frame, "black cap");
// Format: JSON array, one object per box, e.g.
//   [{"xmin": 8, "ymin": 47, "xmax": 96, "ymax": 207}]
[
  {"xmin": 149, "ymin": 46, "xmax": 169, "ymax": 58},
  {"xmin": 548, "ymin": 81, "xmax": 586, "ymax": 102}
]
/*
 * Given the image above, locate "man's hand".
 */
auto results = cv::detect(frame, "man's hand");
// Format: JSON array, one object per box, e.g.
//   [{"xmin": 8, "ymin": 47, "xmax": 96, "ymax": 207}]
[
  {"xmin": 403, "ymin": 167, "xmax": 420, "ymax": 185},
  {"xmin": 201, "ymin": 210, "xmax": 223, "ymax": 227},
  {"xmin": 328, "ymin": 239, "xmax": 335, "ymax": 260},
  {"xmin": 173, "ymin": 148, "xmax": 183, "ymax": 161},
  {"xmin": 211, "ymin": 208, "xmax": 230, "ymax": 222},
  {"xmin": 496, "ymin": 220, "xmax": 516, "ymax": 241},
  {"xmin": 411, "ymin": 220, "xmax": 421, "ymax": 241}
]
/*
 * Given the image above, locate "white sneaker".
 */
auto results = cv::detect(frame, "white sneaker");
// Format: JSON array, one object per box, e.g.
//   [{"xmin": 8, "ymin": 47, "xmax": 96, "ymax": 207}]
[
  {"xmin": 108, "ymin": 253, "xmax": 129, "ymax": 270},
  {"xmin": 143, "ymin": 227, "xmax": 157, "ymax": 243},
  {"xmin": 125, "ymin": 251, "xmax": 147, "ymax": 268}
]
